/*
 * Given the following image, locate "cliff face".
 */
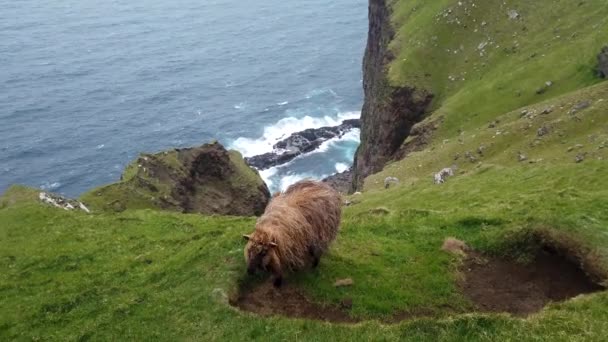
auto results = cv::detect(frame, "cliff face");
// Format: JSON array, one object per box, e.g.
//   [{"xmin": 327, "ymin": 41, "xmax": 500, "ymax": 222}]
[
  {"xmin": 351, "ymin": 0, "xmax": 433, "ymax": 191},
  {"xmin": 81, "ymin": 142, "xmax": 270, "ymax": 216}
]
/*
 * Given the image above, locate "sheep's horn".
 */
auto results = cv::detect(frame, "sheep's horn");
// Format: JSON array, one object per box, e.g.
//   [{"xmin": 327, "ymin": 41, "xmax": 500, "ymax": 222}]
[
  {"xmin": 269, "ymin": 242, "xmax": 278, "ymax": 247},
  {"xmin": 243, "ymin": 234, "xmax": 251, "ymax": 240}
]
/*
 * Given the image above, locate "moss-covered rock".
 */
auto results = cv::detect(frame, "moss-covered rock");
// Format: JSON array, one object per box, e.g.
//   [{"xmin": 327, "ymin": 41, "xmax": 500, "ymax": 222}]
[{"xmin": 80, "ymin": 141, "xmax": 270, "ymax": 216}]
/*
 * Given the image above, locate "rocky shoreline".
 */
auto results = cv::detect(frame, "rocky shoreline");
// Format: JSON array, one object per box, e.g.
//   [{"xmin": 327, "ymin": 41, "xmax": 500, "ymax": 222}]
[{"xmin": 245, "ymin": 119, "xmax": 360, "ymax": 170}]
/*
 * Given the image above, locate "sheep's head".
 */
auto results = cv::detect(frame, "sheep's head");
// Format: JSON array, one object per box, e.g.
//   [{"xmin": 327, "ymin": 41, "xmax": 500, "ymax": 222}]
[{"xmin": 243, "ymin": 233, "xmax": 277, "ymax": 275}]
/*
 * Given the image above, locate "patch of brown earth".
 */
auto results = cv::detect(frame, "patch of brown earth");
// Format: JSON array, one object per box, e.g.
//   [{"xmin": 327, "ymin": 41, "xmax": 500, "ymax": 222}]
[
  {"xmin": 231, "ymin": 281, "xmax": 460, "ymax": 323},
  {"xmin": 230, "ymin": 282, "xmax": 356, "ymax": 323},
  {"xmin": 460, "ymin": 250, "xmax": 604, "ymax": 316}
]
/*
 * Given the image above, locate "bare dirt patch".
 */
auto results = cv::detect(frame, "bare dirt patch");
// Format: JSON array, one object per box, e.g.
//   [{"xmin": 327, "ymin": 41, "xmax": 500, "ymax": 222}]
[
  {"xmin": 460, "ymin": 250, "xmax": 604, "ymax": 316},
  {"xmin": 230, "ymin": 282, "xmax": 356, "ymax": 323}
]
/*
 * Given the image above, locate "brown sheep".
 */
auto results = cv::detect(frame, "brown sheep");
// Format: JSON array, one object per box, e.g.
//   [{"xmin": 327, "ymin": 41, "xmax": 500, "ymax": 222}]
[{"xmin": 243, "ymin": 180, "xmax": 341, "ymax": 287}]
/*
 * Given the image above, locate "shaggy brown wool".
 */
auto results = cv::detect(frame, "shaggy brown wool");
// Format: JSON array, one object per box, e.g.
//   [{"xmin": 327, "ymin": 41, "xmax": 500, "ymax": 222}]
[{"xmin": 244, "ymin": 180, "xmax": 342, "ymax": 286}]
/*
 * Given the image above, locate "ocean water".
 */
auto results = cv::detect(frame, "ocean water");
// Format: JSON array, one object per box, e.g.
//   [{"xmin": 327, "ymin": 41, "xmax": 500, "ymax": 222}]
[{"xmin": 0, "ymin": 0, "xmax": 367, "ymax": 196}]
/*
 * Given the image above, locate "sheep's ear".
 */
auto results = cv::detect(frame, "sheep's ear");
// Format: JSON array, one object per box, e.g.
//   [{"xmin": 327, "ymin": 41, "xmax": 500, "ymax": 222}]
[
  {"xmin": 243, "ymin": 234, "xmax": 251, "ymax": 241},
  {"xmin": 269, "ymin": 242, "xmax": 278, "ymax": 248}
]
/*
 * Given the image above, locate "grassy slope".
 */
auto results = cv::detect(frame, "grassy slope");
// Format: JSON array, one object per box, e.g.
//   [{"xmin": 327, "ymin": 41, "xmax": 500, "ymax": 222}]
[
  {"xmin": 389, "ymin": 0, "xmax": 608, "ymax": 137},
  {"xmin": 2, "ymin": 154, "xmax": 608, "ymax": 341},
  {"xmin": 2, "ymin": 1, "xmax": 608, "ymax": 340}
]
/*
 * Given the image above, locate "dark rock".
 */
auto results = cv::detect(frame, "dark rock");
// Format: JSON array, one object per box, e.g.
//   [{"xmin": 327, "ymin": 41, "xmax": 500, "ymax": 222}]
[
  {"xmin": 350, "ymin": 0, "xmax": 434, "ymax": 191},
  {"xmin": 393, "ymin": 116, "xmax": 443, "ymax": 161},
  {"xmin": 245, "ymin": 119, "xmax": 360, "ymax": 170},
  {"xmin": 537, "ymin": 125, "xmax": 551, "ymax": 137},
  {"xmin": 541, "ymin": 106, "xmax": 554, "ymax": 115},
  {"xmin": 569, "ymin": 100, "xmax": 592, "ymax": 115},
  {"xmin": 575, "ymin": 153, "xmax": 586, "ymax": 163},
  {"xmin": 598, "ymin": 46, "xmax": 608, "ymax": 78},
  {"xmin": 536, "ymin": 81, "xmax": 553, "ymax": 95},
  {"xmin": 322, "ymin": 169, "xmax": 353, "ymax": 194},
  {"xmin": 340, "ymin": 298, "xmax": 353, "ymax": 310}
]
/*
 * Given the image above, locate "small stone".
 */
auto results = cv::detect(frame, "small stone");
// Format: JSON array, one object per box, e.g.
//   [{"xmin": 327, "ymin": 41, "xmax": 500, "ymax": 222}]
[
  {"xmin": 334, "ymin": 278, "xmax": 354, "ymax": 287},
  {"xmin": 518, "ymin": 151, "xmax": 528, "ymax": 162},
  {"xmin": 465, "ymin": 151, "xmax": 477, "ymax": 163},
  {"xmin": 477, "ymin": 145, "xmax": 486, "ymax": 156},
  {"xmin": 340, "ymin": 298, "xmax": 353, "ymax": 310},
  {"xmin": 541, "ymin": 106, "xmax": 554, "ymax": 115},
  {"xmin": 570, "ymin": 100, "xmax": 592, "ymax": 114},
  {"xmin": 537, "ymin": 125, "xmax": 550, "ymax": 137},
  {"xmin": 384, "ymin": 177, "xmax": 399, "ymax": 189},
  {"xmin": 507, "ymin": 9, "xmax": 520, "ymax": 20},
  {"xmin": 575, "ymin": 153, "xmax": 586, "ymax": 163},
  {"xmin": 434, "ymin": 167, "xmax": 455, "ymax": 184}
]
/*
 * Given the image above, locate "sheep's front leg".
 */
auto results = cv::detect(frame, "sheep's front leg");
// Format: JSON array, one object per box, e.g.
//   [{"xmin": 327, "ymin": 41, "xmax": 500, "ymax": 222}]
[
  {"xmin": 309, "ymin": 245, "xmax": 322, "ymax": 268},
  {"xmin": 268, "ymin": 253, "xmax": 283, "ymax": 288}
]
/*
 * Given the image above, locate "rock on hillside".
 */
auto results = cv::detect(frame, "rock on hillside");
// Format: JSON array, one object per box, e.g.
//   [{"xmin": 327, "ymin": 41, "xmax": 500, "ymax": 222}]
[
  {"xmin": 81, "ymin": 142, "xmax": 270, "ymax": 216},
  {"xmin": 599, "ymin": 46, "xmax": 608, "ymax": 78}
]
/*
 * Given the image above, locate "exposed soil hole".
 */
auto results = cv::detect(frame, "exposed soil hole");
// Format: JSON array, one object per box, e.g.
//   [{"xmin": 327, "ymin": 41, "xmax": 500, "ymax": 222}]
[
  {"xmin": 231, "ymin": 281, "xmax": 460, "ymax": 323},
  {"xmin": 460, "ymin": 250, "xmax": 605, "ymax": 316},
  {"xmin": 230, "ymin": 282, "xmax": 357, "ymax": 323},
  {"xmin": 231, "ymin": 246, "xmax": 605, "ymax": 322}
]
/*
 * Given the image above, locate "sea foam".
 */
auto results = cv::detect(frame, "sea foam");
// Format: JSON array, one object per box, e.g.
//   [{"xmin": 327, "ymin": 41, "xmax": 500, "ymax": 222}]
[{"xmin": 230, "ymin": 111, "xmax": 360, "ymax": 157}]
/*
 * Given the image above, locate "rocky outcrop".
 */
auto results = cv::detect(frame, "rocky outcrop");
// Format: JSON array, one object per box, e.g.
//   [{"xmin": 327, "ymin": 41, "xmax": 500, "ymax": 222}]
[
  {"xmin": 246, "ymin": 119, "xmax": 360, "ymax": 170},
  {"xmin": 351, "ymin": 0, "xmax": 433, "ymax": 191},
  {"xmin": 598, "ymin": 46, "xmax": 608, "ymax": 78},
  {"xmin": 39, "ymin": 192, "xmax": 90, "ymax": 213},
  {"xmin": 322, "ymin": 169, "xmax": 353, "ymax": 194},
  {"xmin": 81, "ymin": 142, "xmax": 270, "ymax": 216}
]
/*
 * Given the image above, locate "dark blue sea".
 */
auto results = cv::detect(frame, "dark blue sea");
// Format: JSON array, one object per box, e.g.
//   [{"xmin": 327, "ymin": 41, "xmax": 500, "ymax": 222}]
[{"xmin": 0, "ymin": 0, "xmax": 366, "ymax": 195}]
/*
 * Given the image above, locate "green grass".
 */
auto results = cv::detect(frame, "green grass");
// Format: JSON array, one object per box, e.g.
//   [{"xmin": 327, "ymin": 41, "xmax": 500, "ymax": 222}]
[
  {"xmin": 2, "ymin": 154, "xmax": 608, "ymax": 340},
  {"xmin": 388, "ymin": 0, "xmax": 608, "ymax": 139},
  {"xmin": 2, "ymin": 1, "xmax": 608, "ymax": 340}
]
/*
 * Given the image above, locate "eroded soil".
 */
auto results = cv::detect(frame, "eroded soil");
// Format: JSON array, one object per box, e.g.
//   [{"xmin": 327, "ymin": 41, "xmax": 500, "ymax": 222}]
[
  {"xmin": 231, "ymin": 282, "xmax": 356, "ymax": 323},
  {"xmin": 232, "ymin": 249, "xmax": 604, "ymax": 322},
  {"xmin": 459, "ymin": 250, "xmax": 604, "ymax": 316}
]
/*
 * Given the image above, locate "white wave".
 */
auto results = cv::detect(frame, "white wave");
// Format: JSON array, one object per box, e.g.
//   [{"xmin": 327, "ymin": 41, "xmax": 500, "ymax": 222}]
[
  {"xmin": 40, "ymin": 182, "xmax": 61, "ymax": 191},
  {"xmin": 96, "ymin": 144, "xmax": 105, "ymax": 149},
  {"xmin": 305, "ymin": 88, "xmax": 338, "ymax": 99},
  {"xmin": 230, "ymin": 111, "xmax": 360, "ymax": 157},
  {"xmin": 277, "ymin": 101, "xmax": 289, "ymax": 106},
  {"xmin": 335, "ymin": 162, "xmax": 349, "ymax": 173},
  {"xmin": 299, "ymin": 128, "xmax": 360, "ymax": 158},
  {"xmin": 259, "ymin": 167, "xmax": 278, "ymax": 190},
  {"xmin": 233, "ymin": 103, "xmax": 246, "ymax": 110}
]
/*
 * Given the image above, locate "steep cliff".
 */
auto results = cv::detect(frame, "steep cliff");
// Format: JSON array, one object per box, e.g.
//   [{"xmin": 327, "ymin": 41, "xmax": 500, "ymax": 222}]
[
  {"xmin": 353, "ymin": 0, "xmax": 608, "ymax": 191},
  {"xmin": 351, "ymin": 0, "xmax": 433, "ymax": 191}
]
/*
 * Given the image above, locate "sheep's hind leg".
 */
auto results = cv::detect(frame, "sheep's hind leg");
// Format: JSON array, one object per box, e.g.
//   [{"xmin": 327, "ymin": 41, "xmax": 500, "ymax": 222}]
[
  {"xmin": 309, "ymin": 245, "xmax": 322, "ymax": 268},
  {"xmin": 272, "ymin": 274, "xmax": 283, "ymax": 288}
]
